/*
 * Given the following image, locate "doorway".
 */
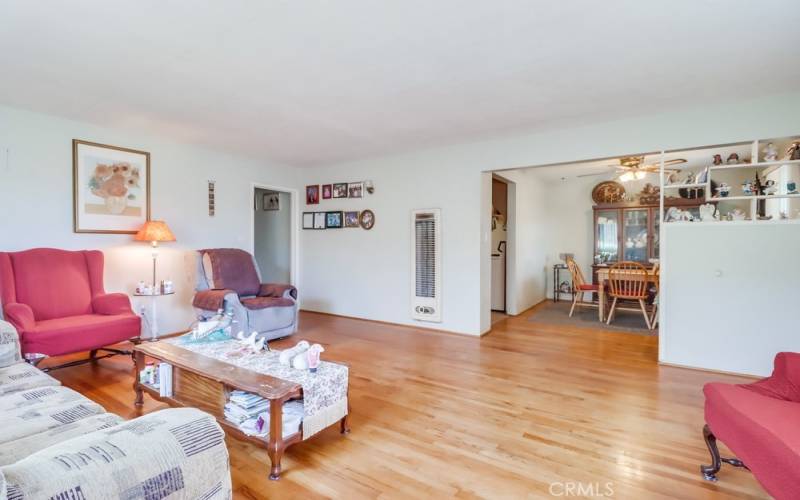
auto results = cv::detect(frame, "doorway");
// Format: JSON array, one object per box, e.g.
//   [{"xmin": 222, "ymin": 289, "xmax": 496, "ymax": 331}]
[
  {"xmin": 252, "ymin": 185, "xmax": 297, "ymax": 285},
  {"xmin": 491, "ymin": 177, "xmax": 508, "ymax": 319}
]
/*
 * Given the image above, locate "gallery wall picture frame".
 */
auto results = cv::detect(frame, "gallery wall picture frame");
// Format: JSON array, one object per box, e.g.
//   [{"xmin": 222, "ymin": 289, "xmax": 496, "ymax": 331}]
[
  {"xmin": 348, "ymin": 182, "xmax": 363, "ymax": 198},
  {"xmin": 325, "ymin": 211, "xmax": 344, "ymax": 228},
  {"xmin": 332, "ymin": 183, "xmax": 348, "ymax": 198},
  {"xmin": 306, "ymin": 185, "xmax": 320, "ymax": 205},
  {"xmin": 359, "ymin": 209, "xmax": 375, "ymax": 230},
  {"xmin": 344, "ymin": 211, "xmax": 360, "ymax": 228},
  {"xmin": 262, "ymin": 192, "xmax": 280, "ymax": 211},
  {"xmin": 322, "ymin": 184, "xmax": 332, "ymax": 199},
  {"xmin": 73, "ymin": 139, "xmax": 151, "ymax": 234},
  {"xmin": 302, "ymin": 212, "xmax": 314, "ymax": 229},
  {"xmin": 313, "ymin": 212, "xmax": 326, "ymax": 229}
]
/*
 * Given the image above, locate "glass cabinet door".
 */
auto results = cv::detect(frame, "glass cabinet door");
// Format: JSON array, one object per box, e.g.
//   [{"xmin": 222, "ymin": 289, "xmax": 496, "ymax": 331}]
[
  {"xmin": 595, "ymin": 209, "xmax": 619, "ymax": 265},
  {"xmin": 622, "ymin": 208, "xmax": 648, "ymax": 263},
  {"xmin": 652, "ymin": 208, "xmax": 660, "ymax": 260}
]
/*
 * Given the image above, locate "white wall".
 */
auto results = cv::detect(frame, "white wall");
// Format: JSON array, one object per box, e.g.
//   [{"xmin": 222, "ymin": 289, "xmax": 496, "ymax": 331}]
[
  {"xmin": 253, "ymin": 189, "xmax": 292, "ymax": 283},
  {"xmin": 300, "ymin": 90, "xmax": 800, "ymax": 337},
  {"xmin": 0, "ymin": 105, "xmax": 299, "ymax": 336},
  {"xmin": 661, "ymin": 223, "xmax": 800, "ymax": 376}
]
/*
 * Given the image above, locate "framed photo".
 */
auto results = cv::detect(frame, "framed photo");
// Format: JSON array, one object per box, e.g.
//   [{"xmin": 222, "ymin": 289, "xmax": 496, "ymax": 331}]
[
  {"xmin": 332, "ymin": 183, "xmax": 348, "ymax": 198},
  {"xmin": 322, "ymin": 184, "xmax": 332, "ymax": 199},
  {"xmin": 313, "ymin": 212, "xmax": 326, "ymax": 229},
  {"xmin": 348, "ymin": 182, "xmax": 363, "ymax": 198},
  {"xmin": 359, "ymin": 209, "xmax": 375, "ymax": 230},
  {"xmin": 326, "ymin": 211, "xmax": 343, "ymax": 228},
  {"xmin": 262, "ymin": 192, "xmax": 280, "ymax": 211},
  {"xmin": 306, "ymin": 185, "xmax": 320, "ymax": 205},
  {"xmin": 344, "ymin": 211, "xmax": 360, "ymax": 228},
  {"xmin": 302, "ymin": 212, "xmax": 314, "ymax": 229},
  {"xmin": 73, "ymin": 139, "xmax": 150, "ymax": 234}
]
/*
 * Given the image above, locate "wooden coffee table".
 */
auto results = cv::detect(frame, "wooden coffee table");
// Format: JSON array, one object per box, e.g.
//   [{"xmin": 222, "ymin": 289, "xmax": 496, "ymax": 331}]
[{"xmin": 133, "ymin": 340, "xmax": 350, "ymax": 480}]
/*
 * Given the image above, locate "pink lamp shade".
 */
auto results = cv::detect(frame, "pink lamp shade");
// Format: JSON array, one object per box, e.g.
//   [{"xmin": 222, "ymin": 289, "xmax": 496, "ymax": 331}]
[{"xmin": 134, "ymin": 220, "xmax": 176, "ymax": 244}]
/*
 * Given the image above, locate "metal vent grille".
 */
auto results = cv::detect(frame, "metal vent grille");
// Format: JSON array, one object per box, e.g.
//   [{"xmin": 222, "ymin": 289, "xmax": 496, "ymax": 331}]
[{"xmin": 415, "ymin": 214, "xmax": 436, "ymax": 298}]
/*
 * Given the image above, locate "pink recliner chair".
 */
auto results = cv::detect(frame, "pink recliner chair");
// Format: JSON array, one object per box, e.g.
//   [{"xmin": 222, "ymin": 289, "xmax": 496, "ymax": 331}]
[{"xmin": 0, "ymin": 248, "xmax": 141, "ymax": 363}]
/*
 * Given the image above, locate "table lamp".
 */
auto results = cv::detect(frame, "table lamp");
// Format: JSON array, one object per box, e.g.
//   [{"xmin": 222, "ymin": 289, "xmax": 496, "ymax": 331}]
[{"xmin": 134, "ymin": 220, "xmax": 176, "ymax": 289}]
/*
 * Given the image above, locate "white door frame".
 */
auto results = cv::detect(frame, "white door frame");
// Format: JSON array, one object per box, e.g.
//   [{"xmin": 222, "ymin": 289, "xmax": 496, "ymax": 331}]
[{"xmin": 250, "ymin": 183, "xmax": 300, "ymax": 293}]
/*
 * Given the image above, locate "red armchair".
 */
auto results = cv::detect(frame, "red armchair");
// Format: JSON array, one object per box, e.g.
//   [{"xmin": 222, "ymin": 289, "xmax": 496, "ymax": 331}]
[
  {"xmin": 701, "ymin": 352, "xmax": 800, "ymax": 499},
  {"xmin": 0, "ymin": 248, "xmax": 141, "ymax": 359}
]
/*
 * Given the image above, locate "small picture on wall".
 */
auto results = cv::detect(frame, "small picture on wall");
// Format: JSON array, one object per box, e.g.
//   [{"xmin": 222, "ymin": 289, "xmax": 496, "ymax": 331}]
[
  {"xmin": 313, "ymin": 212, "xmax": 326, "ymax": 229},
  {"xmin": 326, "ymin": 211, "xmax": 343, "ymax": 228},
  {"xmin": 348, "ymin": 182, "xmax": 363, "ymax": 198},
  {"xmin": 360, "ymin": 209, "xmax": 375, "ymax": 230},
  {"xmin": 306, "ymin": 185, "xmax": 320, "ymax": 205},
  {"xmin": 332, "ymin": 183, "xmax": 348, "ymax": 198},
  {"xmin": 322, "ymin": 184, "xmax": 332, "ymax": 199},
  {"xmin": 302, "ymin": 212, "xmax": 314, "ymax": 229},
  {"xmin": 344, "ymin": 211, "xmax": 360, "ymax": 228},
  {"xmin": 262, "ymin": 192, "xmax": 280, "ymax": 211}
]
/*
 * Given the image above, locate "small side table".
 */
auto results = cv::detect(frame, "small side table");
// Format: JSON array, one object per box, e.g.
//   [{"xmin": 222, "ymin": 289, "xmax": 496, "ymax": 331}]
[
  {"xmin": 552, "ymin": 264, "xmax": 573, "ymax": 303},
  {"xmin": 133, "ymin": 291, "xmax": 175, "ymax": 341}
]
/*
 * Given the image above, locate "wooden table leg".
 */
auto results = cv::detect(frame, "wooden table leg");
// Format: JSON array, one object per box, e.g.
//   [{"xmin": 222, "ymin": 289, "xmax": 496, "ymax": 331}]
[
  {"xmin": 267, "ymin": 398, "xmax": 285, "ymax": 480},
  {"xmin": 340, "ymin": 414, "xmax": 350, "ymax": 434},
  {"xmin": 133, "ymin": 350, "xmax": 145, "ymax": 407},
  {"xmin": 598, "ymin": 282, "xmax": 605, "ymax": 322}
]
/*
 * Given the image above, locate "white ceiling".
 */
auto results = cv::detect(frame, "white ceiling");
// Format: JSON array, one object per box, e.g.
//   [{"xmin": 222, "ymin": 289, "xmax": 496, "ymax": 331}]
[{"xmin": 1, "ymin": 1, "xmax": 798, "ymax": 167}]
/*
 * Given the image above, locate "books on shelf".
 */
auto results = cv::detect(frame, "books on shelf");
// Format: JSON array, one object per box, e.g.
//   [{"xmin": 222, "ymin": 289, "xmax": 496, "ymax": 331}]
[
  {"xmin": 158, "ymin": 363, "xmax": 173, "ymax": 397},
  {"xmin": 223, "ymin": 390, "xmax": 303, "ymax": 438}
]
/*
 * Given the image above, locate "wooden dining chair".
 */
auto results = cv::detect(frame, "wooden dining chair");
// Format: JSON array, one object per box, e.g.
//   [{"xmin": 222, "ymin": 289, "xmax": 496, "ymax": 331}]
[
  {"xmin": 649, "ymin": 264, "xmax": 660, "ymax": 330},
  {"xmin": 606, "ymin": 261, "xmax": 652, "ymax": 329},
  {"xmin": 565, "ymin": 257, "xmax": 601, "ymax": 317}
]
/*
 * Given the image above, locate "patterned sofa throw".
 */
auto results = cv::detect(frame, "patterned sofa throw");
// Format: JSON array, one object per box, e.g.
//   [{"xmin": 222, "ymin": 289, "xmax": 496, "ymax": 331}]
[
  {"xmin": 0, "ymin": 321, "xmax": 21, "ymax": 369},
  {"xmin": 1, "ymin": 408, "xmax": 232, "ymax": 500}
]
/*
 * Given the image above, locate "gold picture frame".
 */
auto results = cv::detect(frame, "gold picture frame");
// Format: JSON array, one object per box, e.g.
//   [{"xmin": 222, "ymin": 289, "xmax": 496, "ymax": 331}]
[{"xmin": 73, "ymin": 139, "xmax": 151, "ymax": 234}]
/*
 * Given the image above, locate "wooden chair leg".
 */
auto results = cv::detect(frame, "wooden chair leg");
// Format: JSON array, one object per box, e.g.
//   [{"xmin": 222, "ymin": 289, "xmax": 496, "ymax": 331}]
[
  {"xmin": 606, "ymin": 297, "xmax": 618, "ymax": 325},
  {"xmin": 650, "ymin": 303, "xmax": 658, "ymax": 329},
  {"xmin": 639, "ymin": 299, "xmax": 652, "ymax": 330},
  {"xmin": 569, "ymin": 291, "xmax": 579, "ymax": 317}
]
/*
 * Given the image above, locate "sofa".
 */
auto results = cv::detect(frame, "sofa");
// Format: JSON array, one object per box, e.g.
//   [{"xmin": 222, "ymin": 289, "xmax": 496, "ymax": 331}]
[
  {"xmin": 0, "ymin": 320, "xmax": 232, "ymax": 499},
  {"xmin": 0, "ymin": 248, "xmax": 141, "ymax": 359},
  {"xmin": 702, "ymin": 352, "xmax": 800, "ymax": 499},
  {"xmin": 192, "ymin": 248, "xmax": 298, "ymax": 341}
]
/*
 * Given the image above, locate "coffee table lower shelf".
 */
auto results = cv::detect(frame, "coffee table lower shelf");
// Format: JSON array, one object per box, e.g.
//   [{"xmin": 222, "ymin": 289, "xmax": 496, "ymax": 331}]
[{"xmin": 132, "ymin": 345, "xmax": 350, "ymax": 480}]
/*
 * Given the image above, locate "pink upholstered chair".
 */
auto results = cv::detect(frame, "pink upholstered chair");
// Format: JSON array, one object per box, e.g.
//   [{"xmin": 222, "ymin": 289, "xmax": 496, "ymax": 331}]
[{"xmin": 0, "ymin": 248, "xmax": 141, "ymax": 362}]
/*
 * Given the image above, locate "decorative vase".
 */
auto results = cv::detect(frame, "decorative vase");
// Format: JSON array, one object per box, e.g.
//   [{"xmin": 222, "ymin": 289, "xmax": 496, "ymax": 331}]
[{"xmin": 104, "ymin": 195, "xmax": 128, "ymax": 214}]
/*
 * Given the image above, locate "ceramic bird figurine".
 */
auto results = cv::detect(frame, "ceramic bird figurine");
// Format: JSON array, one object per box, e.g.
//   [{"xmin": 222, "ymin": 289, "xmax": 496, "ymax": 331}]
[{"xmin": 236, "ymin": 330, "xmax": 266, "ymax": 353}]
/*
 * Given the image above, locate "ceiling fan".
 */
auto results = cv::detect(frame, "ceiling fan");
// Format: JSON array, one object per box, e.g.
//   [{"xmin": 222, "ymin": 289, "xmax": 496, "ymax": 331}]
[{"xmin": 577, "ymin": 156, "xmax": 687, "ymax": 182}]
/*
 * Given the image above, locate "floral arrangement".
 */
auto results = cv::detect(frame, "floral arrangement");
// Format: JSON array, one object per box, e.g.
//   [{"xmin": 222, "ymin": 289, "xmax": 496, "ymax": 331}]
[{"xmin": 88, "ymin": 162, "xmax": 140, "ymax": 200}]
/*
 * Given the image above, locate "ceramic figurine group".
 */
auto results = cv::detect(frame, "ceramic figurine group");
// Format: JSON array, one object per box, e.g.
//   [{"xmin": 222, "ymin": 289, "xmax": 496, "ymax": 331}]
[{"xmin": 278, "ymin": 340, "xmax": 325, "ymax": 372}]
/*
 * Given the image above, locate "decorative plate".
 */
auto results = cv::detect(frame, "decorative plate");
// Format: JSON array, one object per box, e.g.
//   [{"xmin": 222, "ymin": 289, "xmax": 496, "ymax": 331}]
[
  {"xmin": 591, "ymin": 181, "xmax": 626, "ymax": 204},
  {"xmin": 359, "ymin": 209, "xmax": 375, "ymax": 230}
]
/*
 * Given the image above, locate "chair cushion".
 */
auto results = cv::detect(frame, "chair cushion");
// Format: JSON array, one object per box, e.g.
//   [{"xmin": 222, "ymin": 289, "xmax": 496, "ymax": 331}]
[
  {"xmin": 5, "ymin": 249, "xmax": 95, "ymax": 321},
  {"xmin": 577, "ymin": 284, "xmax": 600, "ymax": 291},
  {"xmin": 24, "ymin": 313, "xmax": 140, "ymax": 357},
  {"xmin": 201, "ymin": 249, "xmax": 261, "ymax": 296},
  {"xmin": 0, "ymin": 362, "xmax": 60, "ymax": 396},
  {"xmin": 704, "ymin": 382, "xmax": 800, "ymax": 499},
  {"xmin": 0, "ymin": 391, "xmax": 105, "ymax": 445},
  {"xmin": 241, "ymin": 297, "xmax": 295, "ymax": 310}
]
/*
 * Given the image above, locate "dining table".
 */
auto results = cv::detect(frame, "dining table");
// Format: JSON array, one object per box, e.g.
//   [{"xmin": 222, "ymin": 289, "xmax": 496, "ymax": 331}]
[{"xmin": 595, "ymin": 267, "xmax": 659, "ymax": 322}]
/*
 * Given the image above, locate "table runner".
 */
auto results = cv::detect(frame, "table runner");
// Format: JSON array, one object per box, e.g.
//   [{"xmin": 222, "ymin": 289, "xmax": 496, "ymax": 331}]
[{"xmin": 166, "ymin": 338, "xmax": 348, "ymax": 439}]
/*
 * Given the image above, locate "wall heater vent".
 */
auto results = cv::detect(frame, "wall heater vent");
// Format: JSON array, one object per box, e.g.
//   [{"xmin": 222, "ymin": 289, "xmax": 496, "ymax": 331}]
[{"xmin": 411, "ymin": 209, "xmax": 442, "ymax": 322}]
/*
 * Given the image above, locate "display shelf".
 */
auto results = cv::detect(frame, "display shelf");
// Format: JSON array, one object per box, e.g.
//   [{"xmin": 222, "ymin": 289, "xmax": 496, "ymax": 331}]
[
  {"xmin": 708, "ymin": 193, "xmax": 800, "ymax": 202},
  {"xmin": 664, "ymin": 218, "xmax": 800, "ymax": 226},
  {"xmin": 708, "ymin": 159, "xmax": 800, "ymax": 171},
  {"xmin": 663, "ymin": 183, "xmax": 708, "ymax": 189}
]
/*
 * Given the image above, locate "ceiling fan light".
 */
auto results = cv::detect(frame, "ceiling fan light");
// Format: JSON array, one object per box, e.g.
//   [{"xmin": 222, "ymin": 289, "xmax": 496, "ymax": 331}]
[
  {"xmin": 634, "ymin": 171, "xmax": 646, "ymax": 180},
  {"xmin": 619, "ymin": 172, "xmax": 634, "ymax": 182}
]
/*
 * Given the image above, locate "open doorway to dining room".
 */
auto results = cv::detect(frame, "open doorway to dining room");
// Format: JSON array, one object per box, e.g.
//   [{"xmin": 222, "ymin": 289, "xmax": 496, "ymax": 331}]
[{"xmin": 251, "ymin": 183, "xmax": 299, "ymax": 288}]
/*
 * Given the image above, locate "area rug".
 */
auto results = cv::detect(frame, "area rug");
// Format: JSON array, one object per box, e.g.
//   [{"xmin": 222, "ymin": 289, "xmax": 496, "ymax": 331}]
[{"xmin": 527, "ymin": 301, "xmax": 657, "ymax": 335}]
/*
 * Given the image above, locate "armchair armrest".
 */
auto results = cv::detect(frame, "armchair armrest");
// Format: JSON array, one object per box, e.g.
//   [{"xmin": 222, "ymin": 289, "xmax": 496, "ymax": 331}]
[
  {"xmin": 0, "ymin": 408, "xmax": 232, "ymax": 498},
  {"xmin": 92, "ymin": 293, "xmax": 133, "ymax": 315},
  {"xmin": 192, "ymin": 289, "xmax": 239, "ymax": 311},
  {"xmin": 258, "ymin": 283, "xmax": 297, "ymax": 300},
  {"xmin": 3, "ymin": 303, "xmax": 35, "ymax": 332}
]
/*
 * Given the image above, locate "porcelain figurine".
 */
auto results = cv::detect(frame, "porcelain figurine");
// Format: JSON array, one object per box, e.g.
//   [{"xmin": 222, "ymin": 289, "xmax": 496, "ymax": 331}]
[
  {"xmin": 741, "ymin": 180, "xmax": 755, "ymax": 196},
  {"xmin": 726, "ymin": 153, "xmax": 740, "ymax": 165},
  {"xmin": 763, "ymin": 142, "xmax": 778, "ymax": 162},
  {"xmin": 784, "ymin": 141, "xmax": 800, "ymax": 161},
  {"xmin": 699, "ymin": 203, "xmax": 717, "ymax": 222},
  {"xmin": 715, "ymin": 183, "xmax": 731, "ymax": 198},
  {"xmin": 712, "ymin": 154, "xmax": 723, "ymax": 166},
  {"xmin": 291, "ymin": 352, "xmax": 309, "ymax": 370},
  {"xmin": 236, "ymin": 330, "xmax": 265, "ymax": 353},
  {"xmin": 729, "ymin": 209, "xmax": 746, "ymax": 221},
  {"xmin": 788, "ymin": 181, "xmax": 798, "ymax": 194},
  {"xmin": 763, "ymin": 179, "xmax": 778, "ymax": 195}
]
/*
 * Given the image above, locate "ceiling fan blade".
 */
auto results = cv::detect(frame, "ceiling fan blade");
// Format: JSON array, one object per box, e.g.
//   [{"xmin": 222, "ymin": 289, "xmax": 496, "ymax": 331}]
[{"xmin": 576, "ymin": 171, "xmax": 614, "ymax": 178}]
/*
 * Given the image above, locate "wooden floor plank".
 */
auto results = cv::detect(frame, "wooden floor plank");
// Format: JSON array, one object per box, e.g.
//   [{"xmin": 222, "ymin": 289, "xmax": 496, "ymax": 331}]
[{"xmin": 44, "ymin": 309, "xmax": 767, "ymax": 499}]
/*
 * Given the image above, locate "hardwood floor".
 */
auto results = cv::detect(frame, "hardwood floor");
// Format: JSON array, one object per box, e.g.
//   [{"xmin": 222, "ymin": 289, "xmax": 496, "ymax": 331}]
[{"xmin": 44, "ymin": 309, "xmax": 767, "ymax": 499}]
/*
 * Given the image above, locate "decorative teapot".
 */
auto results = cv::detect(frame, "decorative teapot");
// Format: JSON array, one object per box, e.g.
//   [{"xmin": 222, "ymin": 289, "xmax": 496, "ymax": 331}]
[{"xmin": 715, "ymin": 183, "xmax": 731, "ymax": 198}]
